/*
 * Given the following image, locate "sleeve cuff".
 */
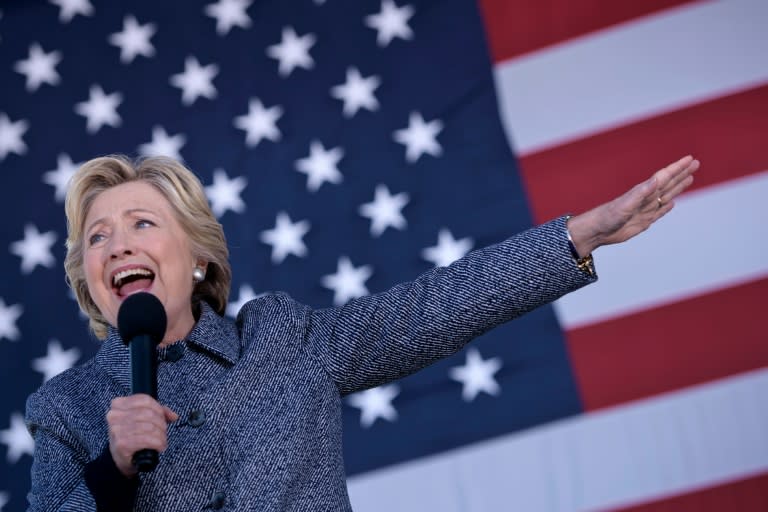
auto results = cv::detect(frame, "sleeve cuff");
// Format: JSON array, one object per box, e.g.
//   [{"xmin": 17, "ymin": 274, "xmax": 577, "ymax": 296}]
[
  {"xmin": 83, "ymin": 445, "xmax": 139, "ymax": 511},
  {"xmin": 562, "ymin": 215, "xmax": 597, "ymax": 278}
]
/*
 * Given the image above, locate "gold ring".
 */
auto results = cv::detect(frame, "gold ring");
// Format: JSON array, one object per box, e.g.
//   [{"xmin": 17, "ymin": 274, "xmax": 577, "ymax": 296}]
[{"xmin": 657, "ymin": 196, "xmax": 663, "ymax": 209}]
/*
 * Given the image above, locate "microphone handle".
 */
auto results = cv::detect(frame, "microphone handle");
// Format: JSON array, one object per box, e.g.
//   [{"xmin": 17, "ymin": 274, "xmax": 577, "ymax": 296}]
[
  {"xmin": 132, "ymin": 449, "xmax": 159, "ymax": 472},
  {"xmin": 130, "ymin": 334, "xmax": 158, "ymax": 397},
  {"xmin": 130, "ymin": 334, "xmax": 159, "ymax": 472}
]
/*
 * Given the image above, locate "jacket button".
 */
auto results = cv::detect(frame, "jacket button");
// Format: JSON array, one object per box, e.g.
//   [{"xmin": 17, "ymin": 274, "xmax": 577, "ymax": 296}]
[
  {"xmin": 188, "ymin": 409, "xmax": 206, "ymax": 427},
  {"xmin": 165, "ymin": 343, "xmax": 184, "ymax": 362},
  {"xmin": 208, "ymin": 491, "xmax": 225, "ymax": 509}
]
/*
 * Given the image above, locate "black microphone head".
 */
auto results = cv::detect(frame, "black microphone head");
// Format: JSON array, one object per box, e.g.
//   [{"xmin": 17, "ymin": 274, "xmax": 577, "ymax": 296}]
[{"xmin": 117, "ymin": 292, "xmax": 167, "ymax": 345}]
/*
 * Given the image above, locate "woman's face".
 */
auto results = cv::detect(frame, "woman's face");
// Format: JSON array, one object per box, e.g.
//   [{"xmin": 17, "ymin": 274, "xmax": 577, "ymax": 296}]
[{"xmin": 83, "ymin": 181, "xmax": 201, "ymax": 343}]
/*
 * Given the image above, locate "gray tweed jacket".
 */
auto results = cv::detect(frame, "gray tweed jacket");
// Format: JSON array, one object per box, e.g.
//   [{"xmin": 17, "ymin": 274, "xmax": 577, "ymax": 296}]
[{"xmin": 25, "ymin": 217, "xmax": 595, "ymax": 511}]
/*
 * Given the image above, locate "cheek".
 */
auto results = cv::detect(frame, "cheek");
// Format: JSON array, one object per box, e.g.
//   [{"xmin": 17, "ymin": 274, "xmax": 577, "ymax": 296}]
[
  {"xmin": 82, "ymin": 253, "xmax": 98, "ymax": 283},
  {"xmin": 83, "ymin": 253, "xmax": 106, "ymax": 295}
]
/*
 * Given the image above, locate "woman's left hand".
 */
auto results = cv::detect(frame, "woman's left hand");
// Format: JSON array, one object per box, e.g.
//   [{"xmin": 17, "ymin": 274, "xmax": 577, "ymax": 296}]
[{"xmin": 567, "ymin": 155, "xmax": 700, "ymax": 257}]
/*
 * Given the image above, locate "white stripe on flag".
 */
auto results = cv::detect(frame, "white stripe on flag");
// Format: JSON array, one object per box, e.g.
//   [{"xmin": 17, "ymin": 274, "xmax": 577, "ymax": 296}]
[
  {"xmin": 553, "ymin": 170, "xmax": 768, "ymax": 329},
  {"xmin": 493, "ymin": 0, "xmax": 768, "ymax": 155},
  {"xmin": 348, "ymin": 368, "xmax": 768, "ymax": 512}
]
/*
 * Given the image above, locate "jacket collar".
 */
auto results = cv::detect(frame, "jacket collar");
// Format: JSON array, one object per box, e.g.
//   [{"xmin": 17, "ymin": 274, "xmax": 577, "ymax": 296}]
[
  {"xmin": 185, "ymin": 301, "xmax": 242, "ymax": 363},
  {"xmin": 97, "ymin": 301, "xmax": 242, "ymax": 391}
]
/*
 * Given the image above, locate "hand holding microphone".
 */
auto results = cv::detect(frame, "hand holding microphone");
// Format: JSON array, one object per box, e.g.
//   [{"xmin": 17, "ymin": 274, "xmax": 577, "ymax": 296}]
[
  {"xmin": 107, "ymin": 293, "xmax": 178, "ymax": 477},
  {"xmin": 106, "ymin": 395, "xmax": 178, "ymax": 477}
]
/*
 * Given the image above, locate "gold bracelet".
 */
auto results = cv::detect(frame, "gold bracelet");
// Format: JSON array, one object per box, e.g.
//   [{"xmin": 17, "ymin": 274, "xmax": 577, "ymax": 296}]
[{"xmin": 565, "ymin": 215, "xmax": 595, "ymax": 277}]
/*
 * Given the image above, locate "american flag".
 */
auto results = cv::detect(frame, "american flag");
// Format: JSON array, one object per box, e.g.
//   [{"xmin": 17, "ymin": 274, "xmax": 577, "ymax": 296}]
[{"xmin": 0, "ymin": 0, "xmax": 766, "ymax": 510}]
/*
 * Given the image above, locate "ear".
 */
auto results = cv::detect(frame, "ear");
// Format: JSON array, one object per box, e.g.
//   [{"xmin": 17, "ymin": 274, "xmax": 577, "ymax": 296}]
[{"xmin": 196, "ymin": 259, "xmax": 209, "ymax": 272}]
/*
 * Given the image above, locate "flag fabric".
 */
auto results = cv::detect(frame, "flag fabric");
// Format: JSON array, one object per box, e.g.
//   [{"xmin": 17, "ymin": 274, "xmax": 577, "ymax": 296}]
[{"xmin": 0, "ymin": 1, "xmax": 765, "ymax": 512}]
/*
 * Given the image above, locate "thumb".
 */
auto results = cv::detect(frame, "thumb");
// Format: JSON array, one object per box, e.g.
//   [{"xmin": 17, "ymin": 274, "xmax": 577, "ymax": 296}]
[
  {"xmin": 642, "ymin": 175, "xmax": 659, "ymax": 197},
  {"xmin": 622, "ymin": 175, "xmax": 657, "ymax": 213},
  {"xmin": 163, "ymin": 405, "xmax": 179, "ymax": 423},
  {"xmin": 629, "ymin": 175, "xmax": 658, "ymax": 209}
]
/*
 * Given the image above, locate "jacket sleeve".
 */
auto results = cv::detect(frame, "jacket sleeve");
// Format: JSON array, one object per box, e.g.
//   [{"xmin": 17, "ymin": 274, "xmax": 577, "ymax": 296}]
[
  {"xmin": 26, "ymin": 389, "xmax": 137, "ymax": 512},
  {"xmin": 303, "ymin": 217, "xmax": 597, "ymax": 396},
  {"xmin": 25, "ymin": 390, "xmax": 99, "ymax": 511}
]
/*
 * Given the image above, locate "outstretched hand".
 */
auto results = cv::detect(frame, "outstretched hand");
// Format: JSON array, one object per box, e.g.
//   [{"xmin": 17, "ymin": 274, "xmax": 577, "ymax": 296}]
[{"xmin": 567, "ymin": 155, "xmax": 700, "ymax": 257}]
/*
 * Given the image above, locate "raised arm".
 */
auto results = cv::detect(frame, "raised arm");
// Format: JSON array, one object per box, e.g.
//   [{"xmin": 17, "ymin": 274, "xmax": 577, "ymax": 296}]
[
  {"xmin": 303, "ymin": 156, "xmax": 699, "ymax": 396},
  {"xmin": 305, "ymin": 216, "xmax": 593, "ymax": 396}
]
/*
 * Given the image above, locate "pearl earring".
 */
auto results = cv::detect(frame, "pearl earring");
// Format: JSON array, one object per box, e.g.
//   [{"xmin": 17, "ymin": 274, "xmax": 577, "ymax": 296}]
[{"xmin": 192, "ymin": 267, "xmax": 206, "ymax": 283}]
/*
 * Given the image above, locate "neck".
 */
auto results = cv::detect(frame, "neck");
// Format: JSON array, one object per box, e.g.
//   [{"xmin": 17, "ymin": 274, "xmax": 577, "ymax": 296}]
[{"xmin": 160, "ymin": 307, "xmax": 197, "ymax": 347}]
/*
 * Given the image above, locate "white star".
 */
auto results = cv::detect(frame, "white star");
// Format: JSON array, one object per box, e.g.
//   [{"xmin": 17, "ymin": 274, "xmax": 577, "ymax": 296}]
[
  {"xmin": 204, "ymin": 0, "xmax": 252, "ymax": 35},
  {"xmin": 9, "ymin": 224, "xmax": 57, "ymax": 275},
  {"xmin": 204, "ymin": 169, "xmax": 247, "ymax": 218},
  {"xmin": 365, "ymin": 0, "xmax": 415, "ymax": 47},
  {"xmin": 226, "ymin": 284, "xmax": 263, "ymax": 318},
  {"xmin": 0, "ymin": 299, "xmax": 22, "ymax": 342},
  {"xmin": 0, "ymin": 412, "xmax": 34, "ymax": 464},
  {"xmin": 260, "ymin": 212, "xmax": 310, "ymax": 264},
  {"xmin": 266, "ymin": 26, "xmax": 316, "ymax": 77},
  {"xmin": 295, "ymin": 141, "xmax": 344, "ymax": 192},
  {"xmin": 0, "ymin": 113, "xmax": 29, "ymax": 161},
  {"xmin": 321, "ymin": 256, "xmax": 373, "ymax": 306},
  {"xmin": 359, "ymin": 184, "xmax": 409, "ymax": 237},
  {"xmin": 169, "ymin": 56, "xmax": 219, "ymax": 106},
  {"xmin": 42, "ymin": 153, "xmax": 80, "ymax": 202},
  {"xmin": 108, "ymin": 15, "xmax": 156, "ymax": 64},
  {"xmin": 234, "ymin": 98, "xmax": 282, "ymax": 147},
  {"xmin": 13, "ymin": 43, "xmax": 62, "ymax": 92},
  {"xmin": 0, "ymin": 491, "xmax": 8, "ymax": 511},
  {"xmin": 49, "ymin": 0, "xmax": 94, "ymax": 23},
  {"xmin": 348, "ymin": 384, "xmax": 399, "ymax": 428},
  {"xmin": 74, "ymin": 85, "xmax": 123, "ymax": 134},
  {"xmin": 422, "ymin": 229, "xmax": 473, "ymax": 267},
  {"xmin": 393, "ymin": 111, "xmax": 443, "ymax": 163},
  {"xmin": 449, "ymin": 348, "xmax": 502, "ymax": 402},
  {"xmin": 32, "ymin": 339, "xmax": 81, "ymax": 383},
  {"xmin": 330, "ymin": 67, "xmax": 381, "ymax": 118},
  {"xmin": 138, "ymin": 126, "xmax": 186, "ymax": 161}
]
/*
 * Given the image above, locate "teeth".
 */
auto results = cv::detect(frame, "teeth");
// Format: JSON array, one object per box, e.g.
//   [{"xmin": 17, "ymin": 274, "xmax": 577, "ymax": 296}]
[{"xmin": 113, "ymin": 268, "xmax": 153, "ymax": 287}]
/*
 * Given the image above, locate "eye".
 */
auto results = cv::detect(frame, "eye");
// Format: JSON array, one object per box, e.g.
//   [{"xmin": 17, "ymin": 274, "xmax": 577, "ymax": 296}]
[
  {"xmin": 135, "ymin": 219, "xmax": 155, "ymax": 229},
  {"xmin": 88, "ymin": 233, "xmax": 105, "ymax": 246}
]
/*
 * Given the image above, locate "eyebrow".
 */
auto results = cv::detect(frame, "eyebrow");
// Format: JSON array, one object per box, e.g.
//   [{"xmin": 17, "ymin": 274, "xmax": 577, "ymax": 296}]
[{"xmin": 85, "ymin": 208, "xmax": 158, "ymax": 234}]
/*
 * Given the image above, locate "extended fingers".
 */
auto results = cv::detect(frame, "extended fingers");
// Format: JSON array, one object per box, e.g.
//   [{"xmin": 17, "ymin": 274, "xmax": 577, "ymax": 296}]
[
  {"xmin": 641, "ymin": 156, "xmax": 699, "ymax": 210},
  {"xmin": 659, "ymin": 160, "xmax": 699, "ymax": 202},
  {"xmin": 650, "ymin": 198, "xmax": 676, "ymax": 224},
  {"xmin": 653, "ymin": 155, "xmax": 697, "ymax": 191},
  {"xmin": 660, "ymin": 174, "xmax": 695, "ymax": 204},
  {"xmin": 591, "ymin": 156, "xmax": 698, "ymax": 248}
]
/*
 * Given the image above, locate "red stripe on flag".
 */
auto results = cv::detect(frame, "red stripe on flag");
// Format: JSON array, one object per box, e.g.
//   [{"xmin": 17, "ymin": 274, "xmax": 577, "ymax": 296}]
[
  {"xmin": 609, "ymin": 472, "xmax": 768, "ymax": 512},
  {"xmin": 567, "ymin": 277, "xmax": 768, "ymax": 411},
  {"xmin": 477, "ymin": 0, "xmax": 696, "ymax": 62},
  {"xmin": 518, "ymin": 84, "xmax": 768, "ymax": 224}
]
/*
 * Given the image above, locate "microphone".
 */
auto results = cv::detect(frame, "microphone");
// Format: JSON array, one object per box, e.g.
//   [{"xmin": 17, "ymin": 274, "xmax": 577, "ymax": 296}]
[{"xmin": 117, "ymin": 292, "xmax": 167, "ymax": 473}]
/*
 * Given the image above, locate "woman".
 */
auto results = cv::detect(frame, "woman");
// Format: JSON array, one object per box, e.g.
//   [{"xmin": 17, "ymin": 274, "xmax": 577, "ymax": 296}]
[{"xmin": 25, "ymin": 154, "xmax": 699, "ymax": 511}]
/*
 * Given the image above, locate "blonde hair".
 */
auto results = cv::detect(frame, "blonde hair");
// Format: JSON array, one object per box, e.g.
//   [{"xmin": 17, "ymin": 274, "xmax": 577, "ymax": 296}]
[{"xmin": 64, "ymin": 155, "xmax": 231, "ymax": 339}]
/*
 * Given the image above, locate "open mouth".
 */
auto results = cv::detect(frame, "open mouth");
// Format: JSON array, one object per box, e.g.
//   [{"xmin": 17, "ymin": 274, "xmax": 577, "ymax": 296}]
[{"xmin": 112, "ymin": 267, "xmax": 155, "ymax": 297}]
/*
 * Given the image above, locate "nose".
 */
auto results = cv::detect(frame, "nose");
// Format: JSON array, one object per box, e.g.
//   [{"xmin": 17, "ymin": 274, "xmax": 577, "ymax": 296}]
[{"xmin": 107, "ymin": 227, "xmax": 135, "ymax": 260}]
